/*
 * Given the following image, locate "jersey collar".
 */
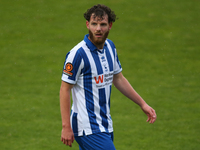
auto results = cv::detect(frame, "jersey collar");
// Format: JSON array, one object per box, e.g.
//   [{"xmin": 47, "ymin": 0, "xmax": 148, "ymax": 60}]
[{"xmin": 84, "ymin": 34, "xmax": 107, "ymax": 51}]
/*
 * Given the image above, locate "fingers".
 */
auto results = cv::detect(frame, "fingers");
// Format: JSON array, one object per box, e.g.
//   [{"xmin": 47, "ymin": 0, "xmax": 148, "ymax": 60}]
[
  {"xmin": 146, "ymin": 114, "xmax": 151, "ymax": 122},
  {"xmin": 61, "ymin": 139, "xmax": 72, "ymax": 147},
  {"xmin": 61, "ymin": 128, "xmax": 74, "ymax": 147},
  {"xmin": 146, "ymin": 108, "xmax": 157, "ymax": 124},
  {"xmin": 151, "ymin": 109, "xmax": 157, "ymax": 123},
  {"xmin": 61, "ymin": 136, "xmax": 74, "ymax": 147}
]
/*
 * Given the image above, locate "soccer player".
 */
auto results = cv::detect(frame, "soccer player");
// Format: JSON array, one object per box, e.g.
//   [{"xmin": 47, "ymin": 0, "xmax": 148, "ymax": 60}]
[{"xmin": 60, "ymin": 4, "xmax": 157, "ymax": 149}]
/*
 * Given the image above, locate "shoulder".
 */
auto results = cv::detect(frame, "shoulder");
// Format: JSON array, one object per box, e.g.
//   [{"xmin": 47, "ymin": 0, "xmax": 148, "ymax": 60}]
[
  {"xmin": 70, "ymin": 40, "xmax": 85, "ymax": 53},
  {"xmin": 67, "ymin": 40, "xmax": 87, "ymax": 57},
  {"xmin": 106, "ymin": 39, "xmax": 116, "ymax": 49}
]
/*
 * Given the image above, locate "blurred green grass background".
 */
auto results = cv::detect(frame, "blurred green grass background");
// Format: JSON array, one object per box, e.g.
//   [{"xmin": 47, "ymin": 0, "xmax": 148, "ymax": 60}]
[{"xmin": 0, "ymin": 0, "xmax": 199, "ymax": 149}]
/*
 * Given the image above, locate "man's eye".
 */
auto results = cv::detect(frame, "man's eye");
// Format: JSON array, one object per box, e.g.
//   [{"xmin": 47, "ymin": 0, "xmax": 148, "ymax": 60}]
[{"xmin": 101, "ymin": 24, "xmax": 107, "ymax": 26}]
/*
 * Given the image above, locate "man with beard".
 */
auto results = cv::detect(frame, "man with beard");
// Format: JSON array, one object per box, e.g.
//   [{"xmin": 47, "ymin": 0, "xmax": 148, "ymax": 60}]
[{"xmin": 60, "ymin": 4, "xmax": 157, "ymax": 150}]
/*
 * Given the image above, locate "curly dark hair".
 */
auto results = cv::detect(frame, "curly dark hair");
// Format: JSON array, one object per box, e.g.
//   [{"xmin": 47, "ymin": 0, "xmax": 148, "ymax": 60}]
[{"xmin": 84, "ymin": 4, "xmax": 117, "ymax": 23}]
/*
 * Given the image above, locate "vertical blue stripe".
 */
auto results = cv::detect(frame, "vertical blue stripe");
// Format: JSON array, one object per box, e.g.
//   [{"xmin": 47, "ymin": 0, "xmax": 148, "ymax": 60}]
[
  {"xmin": 105, "ymin": 47, "xmax": 113, "ymax": 72},
  {"xmin": 116, "ymin": 53, "xmax": 122, "ymax": 68},
  {"xmin": 91, "ymin": 50, "xmax": 109, "ymax": 131},
  {"xmin": 109, "ymin": 85, "xmax": 112, "ymax": 108},
  {"xmin": 68, "ymin": 49, "xmax": 82, "ymax": 81},
  {"xmin": 91, "ymin": 50, "xmax": 103, "ymax": 75},
  {"xmin": 99, "ymin": 88, "xmax": 108, "ymax": 131},
  {"xmin": 72, "ymin": 112, "xmax": 78, "ymax": 135},
  {"xmin": 62, "ymin": 52, "xmax": 70, "ymax": 73},
  {"xmin": 107, "ymin": 39, "xmax": 116, "ymax": 59},
  {"xmin": 80, "ymin": 49, "xmax": 100, "ymax": 133},
  {"xmin": 107, "ymin": 39, "xmax": 122, "ymax": 69}
]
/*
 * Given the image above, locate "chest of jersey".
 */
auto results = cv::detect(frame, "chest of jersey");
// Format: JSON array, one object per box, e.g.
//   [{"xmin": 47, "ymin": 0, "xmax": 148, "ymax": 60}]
[{"xmin": 82, "ymin": 49, "xmax": 114, "ymax": 89}]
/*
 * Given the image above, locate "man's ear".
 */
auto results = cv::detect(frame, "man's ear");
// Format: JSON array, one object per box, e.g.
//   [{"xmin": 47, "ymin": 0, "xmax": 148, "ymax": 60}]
[
  {"xmin": 109, "ymin": 22, "xmax": 113, "ymax": 30},
  {"xmin": 86, "ymin": 21, "xmax": 89, "ymax": 29}
]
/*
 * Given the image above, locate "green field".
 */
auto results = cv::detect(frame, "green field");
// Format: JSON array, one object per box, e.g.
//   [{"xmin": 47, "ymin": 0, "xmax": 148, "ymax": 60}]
[{"xmin": 0, "ymin": 0, "xmax": 199, "ymax": 149}]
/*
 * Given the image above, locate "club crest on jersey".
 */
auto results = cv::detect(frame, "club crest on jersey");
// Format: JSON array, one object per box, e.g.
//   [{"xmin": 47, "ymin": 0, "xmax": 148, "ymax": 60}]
[{"xmin": 63, "ymin": 62, "xmax": 73, "ymax": 76}]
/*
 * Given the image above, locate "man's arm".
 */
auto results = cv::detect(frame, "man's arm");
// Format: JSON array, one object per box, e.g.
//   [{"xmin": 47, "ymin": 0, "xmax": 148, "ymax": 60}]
[
  {"xmin": 113, "ymin": 72, "xmax": 157, "ymax": 123},
  {"xmin": 60, "ymin": 81, "xmax": 74, "ymax": 147}
]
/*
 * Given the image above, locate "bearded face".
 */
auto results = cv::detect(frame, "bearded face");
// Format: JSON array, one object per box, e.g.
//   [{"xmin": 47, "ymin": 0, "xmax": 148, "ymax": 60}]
[
  {"xmin": 88, "ymin": 29, "xmax": 109, "ymax": 46},
  {"xmin": 86, "ymin": 14, "xmax": 112, "ymax": 49}
]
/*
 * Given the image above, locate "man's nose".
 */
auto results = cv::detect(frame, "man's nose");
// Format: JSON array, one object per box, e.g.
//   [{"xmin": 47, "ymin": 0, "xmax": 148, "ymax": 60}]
[{"xmin": 96, "ymin": 24, "xmax": 101, "ymax": 31}]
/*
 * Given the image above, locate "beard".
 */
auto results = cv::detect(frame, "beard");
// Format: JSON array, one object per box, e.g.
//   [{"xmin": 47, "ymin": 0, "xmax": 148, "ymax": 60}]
[{"xmin": 88, "ymin": 30, "xmax": 109, "ymax": 47}]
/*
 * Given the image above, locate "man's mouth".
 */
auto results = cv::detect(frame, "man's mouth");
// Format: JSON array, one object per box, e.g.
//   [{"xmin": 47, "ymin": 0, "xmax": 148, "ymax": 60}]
[{"xmin": 95, "ymin": 33, "xmax": 102, "ymax": 37}]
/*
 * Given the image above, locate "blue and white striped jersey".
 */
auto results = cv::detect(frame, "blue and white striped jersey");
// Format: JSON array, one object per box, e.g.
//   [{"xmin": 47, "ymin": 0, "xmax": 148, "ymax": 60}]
[{"xmin": 61, "ymin": 34, "xmax": 122, "ymax": 136}]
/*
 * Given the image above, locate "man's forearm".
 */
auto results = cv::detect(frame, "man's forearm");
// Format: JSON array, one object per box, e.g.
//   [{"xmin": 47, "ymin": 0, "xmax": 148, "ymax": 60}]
[
  {"xmin": 60, "ymin": 81, "xmax": 75, "ymax": 147},
  {"xmin": 60, "ymin": 81, "xmax": 73, "ymax": 128},
  {"xmin": 113, "ymin": 73, "xmax": 146, "ymax": 107}
]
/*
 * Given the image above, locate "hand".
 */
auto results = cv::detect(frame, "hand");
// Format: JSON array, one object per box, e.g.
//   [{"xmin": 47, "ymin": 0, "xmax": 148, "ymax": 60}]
[
  {"xmin": 61, "ymin": 127, "xmax": 75, "ymax": 147},
  {"xmin": 141, "ymin": 103, "xmax": 157, "ymax": 124}
]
